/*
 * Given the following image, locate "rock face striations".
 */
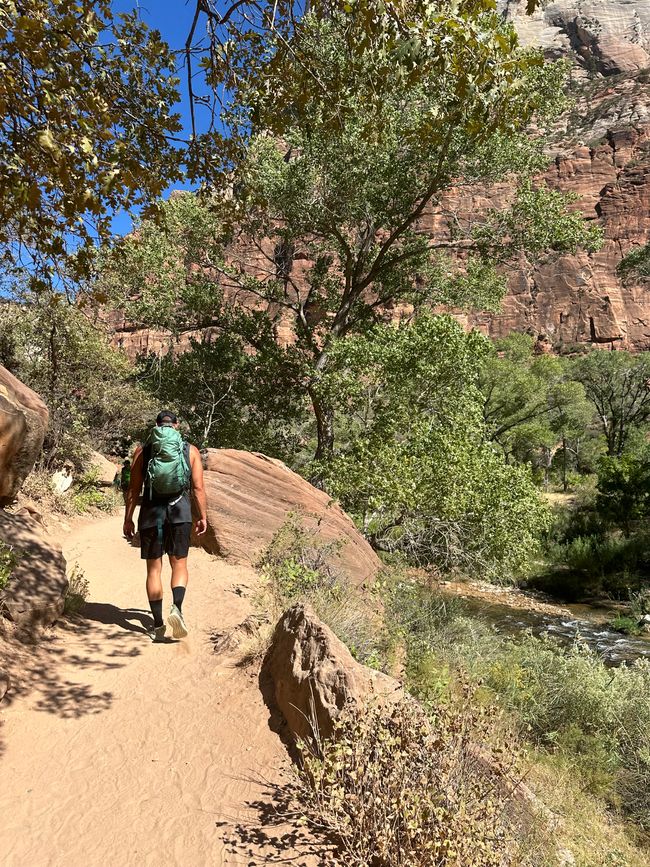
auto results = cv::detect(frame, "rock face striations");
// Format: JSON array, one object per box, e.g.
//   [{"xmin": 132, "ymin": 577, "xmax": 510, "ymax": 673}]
[
  {"xmin": 500, "ymin": 1, "xmax": 650, "ymax": 77},
  {"xmin": 479, "ymin": 0, "xmax": 650, "ymax": 349},
  {"xmin": 109, "ymin": 1, "xmax": 650, "ymax": 355},
  {"xmin": 193, "ymin": 448, "xmax": 382, "ymax": 586}
]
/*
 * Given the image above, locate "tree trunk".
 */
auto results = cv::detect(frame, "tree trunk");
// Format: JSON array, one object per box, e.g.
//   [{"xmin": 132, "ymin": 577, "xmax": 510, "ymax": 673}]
[
  {"xmin": 312, "ymin": 395, "xmax": 334, "ymax": 462},
  {"xmin": 562, "ymin": 436, "xmax": 568, "ymax": 492}
]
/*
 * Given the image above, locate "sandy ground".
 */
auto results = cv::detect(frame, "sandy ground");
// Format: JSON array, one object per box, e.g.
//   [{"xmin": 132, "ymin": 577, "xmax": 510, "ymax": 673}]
[{"xmin": 0, "ymin": 514, "xmax": 321, "ymax": 867}]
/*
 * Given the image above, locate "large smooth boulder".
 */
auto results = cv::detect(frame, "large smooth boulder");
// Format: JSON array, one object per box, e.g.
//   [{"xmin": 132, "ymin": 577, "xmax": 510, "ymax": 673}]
[
  {"xmin": 262, "ymin": 603, "xmax": 401, "ymax": 741},
  {"xmin": 197, "ymin": 449, "xmax": 382, "ymax": 586},
  {"xmin": 0, "ymin": 510, "xmax": 68, "ymax": 631},
  {"xmin": 0, "ymin": 366, "xmax": 49, "ymax": 506}
]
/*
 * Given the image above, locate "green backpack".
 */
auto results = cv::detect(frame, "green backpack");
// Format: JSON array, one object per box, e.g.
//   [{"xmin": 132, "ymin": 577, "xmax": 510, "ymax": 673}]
[{"xmin": 145, "ymin": 425, "xmax": 191, "ymax": 498}]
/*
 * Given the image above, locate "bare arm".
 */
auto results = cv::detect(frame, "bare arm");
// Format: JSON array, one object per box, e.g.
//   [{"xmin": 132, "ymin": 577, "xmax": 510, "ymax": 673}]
[
  {"xmin": 190, "ymin": 445, "xmax": 208, "ymax": 535},
  {"xmin": 123, "ymin": 447, "xmax": 144, "ymax": 538}
]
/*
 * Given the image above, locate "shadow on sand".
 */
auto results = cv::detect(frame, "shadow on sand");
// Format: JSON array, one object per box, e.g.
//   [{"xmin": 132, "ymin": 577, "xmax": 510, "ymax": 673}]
[
  {"xmin": 0, "ymin": 600, "xmax": 154, "ymax": 759},
  {"xmin": 82, "ymin": 602, "xmax": 151, "ymax": 636},
  {"xmin": 221, "ymin": 773, "xmax": 334, "ymax": 866}
]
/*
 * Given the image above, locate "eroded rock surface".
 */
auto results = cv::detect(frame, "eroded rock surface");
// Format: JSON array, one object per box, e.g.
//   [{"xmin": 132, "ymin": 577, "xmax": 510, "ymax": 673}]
[
  {"xmin": 0, "ymin": 366, "xmax": 48, "ymax": 506},
  {"xmin": 195, "ymin": 449, "xmax": 382, "ymax": 586},
  {"xmin": 501, "ymin": 0, "xmax": 650, "ymax": 76},
  {"xmin": 0, "ymin": 511, "xmax": 68, "ymax": 631},
  {"xmin": 263, "ymin": 603, "xmax": 400, "ymax": 741}
]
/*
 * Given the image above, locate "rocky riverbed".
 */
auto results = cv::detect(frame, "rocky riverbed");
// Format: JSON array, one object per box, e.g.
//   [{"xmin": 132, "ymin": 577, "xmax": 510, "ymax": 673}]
[{"xmin": 437, "ymin": 579, "xmax": 650, "ymax": 666}]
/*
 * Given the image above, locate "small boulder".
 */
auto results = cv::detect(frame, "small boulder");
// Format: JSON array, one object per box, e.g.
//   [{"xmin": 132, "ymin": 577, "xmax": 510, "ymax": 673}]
[
  {"xmin": 0, "ymin": 365, "xmax": 49, "ymax": 506},
  {"xmin": 196, "ymin": 449, "xmax": 381, "ymax": 587},
  {"xmin": 87, "ymin": 450, "xmax": 119, "ymax": 487},
  {"xmin": 0, "ymin": 510, "xmax": 68, "ymax": 631},
  {"xmin": 0, "ymin": 669, "xmax": 8, "ymax": 703},
  {"xmin": 262, "ymin": 603, "xmax": 401, "ymax": 741}
]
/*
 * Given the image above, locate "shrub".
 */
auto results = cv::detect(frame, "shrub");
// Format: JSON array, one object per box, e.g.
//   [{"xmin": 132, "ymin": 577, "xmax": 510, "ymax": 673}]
[
  {"xmin": 64, "ymin": 563, "xmax": 90, "ymax": 615},
  {"xmin": 537, "ymin": 497, "xmax": 650, "ymax": 600},
  {"xmin": 608, "ymin": 615, "xmax": 642, "ymax": 636},
  {"xmin": 257, "ymin": 512, "xmax": 388, "ymax": 666},
  {"xmin": 384, "ymin": 574, "xmax": 650, "ymax": 827},
  {"xmin": 258, "ymin": 511, "xmax": 343, "ymax": 603},
  {"xmin": 294, "ymin": 695, "xmax": 545, "ymax": 867},
  {"xmin": 21, "ymin": 466, "xmax": 122, "ymax": 516},
  {"xmin": 0, "ymin": 541, "xmax": 19, "ymax": 590},
  {"xmin": 630, "ymin": 589, "xmax": 650, "ymax": 618},
  {"xmin": 383, "ymin": 571, "xmax": 500, "ymax": 697},
  {"xmin": 483, "ymin": 637, "xmax": 650, "ymax": 826}
]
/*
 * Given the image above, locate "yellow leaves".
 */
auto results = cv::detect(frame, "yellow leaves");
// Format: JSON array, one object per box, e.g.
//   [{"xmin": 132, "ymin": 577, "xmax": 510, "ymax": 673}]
[{"xmin": 36, "ymin": 128, "xmax": 61, "ymax": 161}]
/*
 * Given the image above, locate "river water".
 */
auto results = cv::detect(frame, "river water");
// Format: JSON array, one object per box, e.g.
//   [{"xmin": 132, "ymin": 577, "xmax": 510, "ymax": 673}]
[{"xmin": 459, "ymin": 596, "xmax": 650, "ymax": 666}]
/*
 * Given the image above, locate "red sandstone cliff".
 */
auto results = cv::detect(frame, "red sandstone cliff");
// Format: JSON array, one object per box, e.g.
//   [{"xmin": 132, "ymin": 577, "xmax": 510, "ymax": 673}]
[{"xmin": 110, "ymin": 1, "xmax": 650, "ymax": 355}]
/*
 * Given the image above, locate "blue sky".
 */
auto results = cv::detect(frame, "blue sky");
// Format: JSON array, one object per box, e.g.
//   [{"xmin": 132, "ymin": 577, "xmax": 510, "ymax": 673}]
[{"xmin": 111, "ymin": 1, "xmax": 216, "ymax": 236}]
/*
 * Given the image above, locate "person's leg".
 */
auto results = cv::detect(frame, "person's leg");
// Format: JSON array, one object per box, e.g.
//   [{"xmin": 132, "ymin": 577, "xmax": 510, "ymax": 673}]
[
  {"xmin": 140, "ymin": 524, "xmax": 166, "ymax": 642},
  {"xmin": 170, "ymin": 557, "xmax": 187, "ymax": 614},
  {"xmin": 146, "ymin": 557, "xmax": 164, "ymax": 627},
  {"xmin": 166, "ymin": 523, "xmax": 191, "ymax": 638}
]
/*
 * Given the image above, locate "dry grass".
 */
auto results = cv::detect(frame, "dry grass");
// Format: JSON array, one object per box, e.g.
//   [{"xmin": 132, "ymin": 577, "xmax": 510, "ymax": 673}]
[
  {"xmin": 63, "ymin": 563, "xmax": 90, "ymax": 616},
  {"xmin": 527, "ymin": 755, "xmax": 650, "ymax": 867}
]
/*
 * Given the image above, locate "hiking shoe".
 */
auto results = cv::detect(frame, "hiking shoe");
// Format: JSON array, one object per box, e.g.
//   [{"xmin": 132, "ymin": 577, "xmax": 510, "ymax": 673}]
[
  {"xmin": 149, "ymin": 624, "xmax": 167, "ymax": 643},
  {"xmin": 168, "ymin": 604, "xmax": 188, "ymax": 639}
]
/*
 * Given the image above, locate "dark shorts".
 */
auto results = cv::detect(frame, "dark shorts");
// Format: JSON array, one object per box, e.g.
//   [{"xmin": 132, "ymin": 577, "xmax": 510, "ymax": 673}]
[{"xmin": 140, "ymin": 521, "xmax": 192, "ymax": 560}]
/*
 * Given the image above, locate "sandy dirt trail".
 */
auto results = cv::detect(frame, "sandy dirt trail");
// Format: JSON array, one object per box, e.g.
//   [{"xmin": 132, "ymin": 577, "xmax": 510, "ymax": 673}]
[{"xmin": 0, "ymin": 514, "xmax": 317, "ymax": 867}]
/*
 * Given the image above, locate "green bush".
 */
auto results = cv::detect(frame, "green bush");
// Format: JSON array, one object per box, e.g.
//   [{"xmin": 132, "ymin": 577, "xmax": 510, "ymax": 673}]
[
  {"xmin": 21, "ymin": 467, "xmax": 122, "ymax": 516},
  {"xmin": 536, "ymin": 493, "xmax": 650, "ymax": 600},
  {"xmin": 484, "ymin": 638, "xmax": 650, "ymax": 826},
  {"xmin": 0, "ymin": 541, "xmax": 19, "ymax": 590},
  {"xmin": 258, "ymin": 513, "xmax": 388, "ymax": 666},
  {"xmin": 608, "ymin": 615, "xmax": 642, "ymax": 636},
  {"xmin": 385, "ymin": 575, "xmax": 650, "ymax": 828},
  {"xmin": 540, "ymin": 531, "xmax": 650, "ymax": 600}
]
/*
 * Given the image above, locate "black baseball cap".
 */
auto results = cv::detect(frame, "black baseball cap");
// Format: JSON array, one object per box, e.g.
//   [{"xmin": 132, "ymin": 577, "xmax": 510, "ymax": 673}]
[{"xmin": 156, "ymin": 409, "xmax": 178, "ymax": 425}]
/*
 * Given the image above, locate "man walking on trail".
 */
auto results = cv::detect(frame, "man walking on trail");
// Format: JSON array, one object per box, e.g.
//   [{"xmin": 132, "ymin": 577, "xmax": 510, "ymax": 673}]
[{"xmin": 123, "ymin": 410, "xmax": 208, "ymax": 642}]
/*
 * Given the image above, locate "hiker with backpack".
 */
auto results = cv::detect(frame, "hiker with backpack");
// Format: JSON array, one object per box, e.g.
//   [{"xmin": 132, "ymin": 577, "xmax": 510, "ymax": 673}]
[{"xmin": 122, "ymin": 410, "xmax": 208, "ymax": 642}]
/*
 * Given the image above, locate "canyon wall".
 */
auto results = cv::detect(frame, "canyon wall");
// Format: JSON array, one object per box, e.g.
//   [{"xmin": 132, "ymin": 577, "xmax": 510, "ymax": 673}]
[{"xmin": 110, "ymin": 1, "xmax": 650, "ymax": 356}]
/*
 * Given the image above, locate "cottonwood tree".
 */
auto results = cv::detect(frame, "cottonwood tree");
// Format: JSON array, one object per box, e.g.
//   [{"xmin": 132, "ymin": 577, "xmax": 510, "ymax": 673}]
[
  {"xmin": 138, "ymin": 330, "xmax": 310, "ymax": 459},
  {"xmin": 0, "ymin": 1, "xmax": 183, "ymax": 290},
  {"xmin": 107, "ymin": 0, "xmax": 601, "ymax": 461},
  {"xmin": 480, "ymin": 334, "xmax": 593, "ymax": 488},
  {"xmin": 572, "ymin": 350, "xmax": 650, "ymax": 457},
  {"xmin": 319, "ymin": 314, "xmax": 550, "ymax": 578}
]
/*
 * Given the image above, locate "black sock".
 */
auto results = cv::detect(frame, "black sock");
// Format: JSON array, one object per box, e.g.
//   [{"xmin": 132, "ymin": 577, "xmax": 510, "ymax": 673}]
[
  {"xmin": 149, "ymin": 599, "xmax": 164, "ymax": 628},
  {"xmin": 172, "ymin": 586, "xmax": 186, "ymax": 613}
]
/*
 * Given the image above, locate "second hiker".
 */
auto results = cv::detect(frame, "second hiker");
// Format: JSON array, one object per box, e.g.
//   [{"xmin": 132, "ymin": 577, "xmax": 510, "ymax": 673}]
[{"xmin": 123, "ymin": 410, "xmax": 208, "ymax": 642}]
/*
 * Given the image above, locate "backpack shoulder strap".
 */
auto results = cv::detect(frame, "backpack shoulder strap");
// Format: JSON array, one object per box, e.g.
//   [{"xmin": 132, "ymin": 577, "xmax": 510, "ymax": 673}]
[{"xmin": 183, "ymin": 442, "xmax": 192, "ymax": 490}]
